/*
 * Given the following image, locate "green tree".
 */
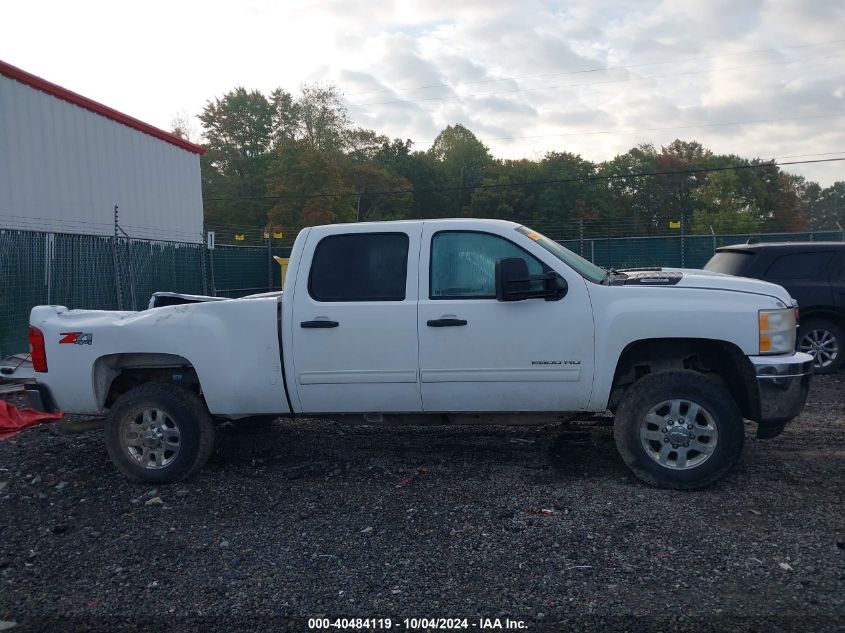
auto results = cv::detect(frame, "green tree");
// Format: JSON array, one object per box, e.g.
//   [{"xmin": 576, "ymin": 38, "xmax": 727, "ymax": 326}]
[
  {"xmin": 468, "ymin": 159, "xmax": 542, "ymax": 224},
  {"xmin": 269, "ymin": 88, "xmax": 300, "ymax": 147},
  {"xmin": 534, "ymin": 152, "xmax": 600, "ymax": 235},
  {"xmin": 805, "ymin": 181, "xmax": 845, "ymax": 231},
  {"xmin": 344, "ymin": 162, "xmax": 412, "ymax": 221},
  {"xmin": 198, "ymin": 87, "xmax": 275, "ymax": 228},
  {"xmin": 375, "ymin": 140, "xmax": 451, "ymax": 218},
  {"xmin": 597, "ymin": 144, "xmax": 663, "ymax": 236},
  {"xmin": 266, "ymin": 141, "xmax": 354, "ymax": 228},
  {"xmin": 691, "ymin": 170, "xmax": 761, "ymax": 234},
  {"xmin": 296, "ymin": 83, "xmax": 351, "ymax": 153},
  {"xmin": 428, "ymin": 124, "xmax": 493, "ymax": 215}
]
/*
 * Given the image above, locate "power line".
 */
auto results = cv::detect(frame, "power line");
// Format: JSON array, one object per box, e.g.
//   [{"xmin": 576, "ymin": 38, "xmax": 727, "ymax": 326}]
[
  {"xmin": 342, "ymin": 37, "xmax": 845, "ymax": 98},
  {"xmin": 203, "ymin": 155, "xmax": 845, "ymax": 203},
  {"xmin": 764, "ymin": 150, "xmax": 845, "ymax": 160},
  {"xmin": 345, "ymin": 51, "xmax": 845, "ymax": 108}
]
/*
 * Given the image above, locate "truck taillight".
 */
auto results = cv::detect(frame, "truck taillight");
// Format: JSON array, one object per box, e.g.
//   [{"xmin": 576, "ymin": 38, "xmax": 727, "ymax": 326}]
[{"xmin": 28, "ymin": 326, "xmax": 48, "ymax": 372}]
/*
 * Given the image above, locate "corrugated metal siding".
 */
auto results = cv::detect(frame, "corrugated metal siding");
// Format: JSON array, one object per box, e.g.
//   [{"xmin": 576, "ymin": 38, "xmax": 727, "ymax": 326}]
[{"xmin": 0, "ymin": 75, "xmax": 203, "ymax": 243}]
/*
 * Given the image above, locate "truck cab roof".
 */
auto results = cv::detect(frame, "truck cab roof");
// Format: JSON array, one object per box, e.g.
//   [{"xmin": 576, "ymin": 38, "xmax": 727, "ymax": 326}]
[{"xmin": 310, "ymin": 218, "xmax": 521, "ymax": 232}]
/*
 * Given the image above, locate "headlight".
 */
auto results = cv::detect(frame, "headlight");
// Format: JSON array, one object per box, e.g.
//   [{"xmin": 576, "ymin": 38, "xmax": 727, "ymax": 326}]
[{"xmin": 759, "ymin": 308, "xmax": 796, "ymax": 354}]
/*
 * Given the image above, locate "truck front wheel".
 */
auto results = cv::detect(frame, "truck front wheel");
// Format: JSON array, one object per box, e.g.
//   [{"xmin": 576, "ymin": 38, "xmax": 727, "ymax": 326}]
[
  {"xmin": 104, "ymin": 382, "xmax": 215, "ymax": 484},
  {"xmin": 613, "ymin": 370, "xmax": 744, "ymax": 489}
]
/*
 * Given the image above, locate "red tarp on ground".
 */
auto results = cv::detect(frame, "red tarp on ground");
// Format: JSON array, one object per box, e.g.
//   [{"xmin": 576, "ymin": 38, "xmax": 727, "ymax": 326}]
[{"xmin": 0, "ymin": 399, "xmax": 63, "ymax": 440}]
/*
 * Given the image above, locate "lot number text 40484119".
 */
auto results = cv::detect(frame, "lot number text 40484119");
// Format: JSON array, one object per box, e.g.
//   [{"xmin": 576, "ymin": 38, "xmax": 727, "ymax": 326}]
[{"xmin": 307, "ymin": 617, "xmax": 529, "ymax": 630}]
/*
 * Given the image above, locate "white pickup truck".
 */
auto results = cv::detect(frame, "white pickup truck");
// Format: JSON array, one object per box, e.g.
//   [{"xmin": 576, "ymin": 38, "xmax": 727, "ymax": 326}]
[{"xmin": 27, "ymin": 219, "xmax": 813, "ymax": 489}]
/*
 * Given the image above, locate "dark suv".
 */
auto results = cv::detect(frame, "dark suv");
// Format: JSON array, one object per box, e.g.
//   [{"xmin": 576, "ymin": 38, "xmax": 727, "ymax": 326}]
[{"xmin": 704, "ymin": 241, "xmax": 845, "ymax": 374}]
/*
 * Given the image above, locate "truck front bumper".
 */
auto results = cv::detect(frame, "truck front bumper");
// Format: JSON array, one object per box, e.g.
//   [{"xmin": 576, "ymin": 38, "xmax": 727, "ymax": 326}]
[{"xmin": 750, "ymin": 352, "xmax": 814, "ymax": 438}]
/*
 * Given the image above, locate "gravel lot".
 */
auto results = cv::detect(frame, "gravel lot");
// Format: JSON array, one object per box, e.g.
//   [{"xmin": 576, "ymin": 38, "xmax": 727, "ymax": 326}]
[{"xmin": 1, "ymin": 375, "xmax": 843, "ymax": 633}]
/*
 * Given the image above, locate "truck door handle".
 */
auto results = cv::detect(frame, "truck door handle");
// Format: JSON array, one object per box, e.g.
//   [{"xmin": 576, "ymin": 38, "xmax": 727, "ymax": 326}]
[
  {"xmin": 300, "ymin": 320, "xmax": 339, "ymax": 328},
  {"xmin": 426, "ymin": 318, "xmax": 467, "ymax": 327}
]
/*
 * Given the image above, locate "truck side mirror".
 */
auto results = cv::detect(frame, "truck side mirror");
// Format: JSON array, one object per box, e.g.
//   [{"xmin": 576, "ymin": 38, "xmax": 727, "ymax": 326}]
[
  {"xmin": 495, "ymin": 257, "xmax": 530, "ymax": 301},
  {"xmin": 495, "ymin": 257, "xmax": 568, "ymax": 302}
]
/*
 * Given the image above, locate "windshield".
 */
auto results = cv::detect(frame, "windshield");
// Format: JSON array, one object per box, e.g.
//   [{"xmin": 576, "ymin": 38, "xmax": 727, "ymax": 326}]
[{"xmin": 516, "ymin": 226, "xmax": 607, "ymax": 283}]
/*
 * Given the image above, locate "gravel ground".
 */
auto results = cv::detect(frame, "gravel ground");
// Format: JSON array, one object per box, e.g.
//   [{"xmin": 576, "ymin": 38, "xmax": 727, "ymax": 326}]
[{"xmin": 0, "ymin": 376, "xmax": 843, "ymax": 633}]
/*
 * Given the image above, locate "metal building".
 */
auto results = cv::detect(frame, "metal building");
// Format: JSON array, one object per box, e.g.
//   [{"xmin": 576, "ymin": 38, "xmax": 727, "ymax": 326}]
[{"xmin": 0, "ymin": 60, "xmax": 205, "ymax": 243}]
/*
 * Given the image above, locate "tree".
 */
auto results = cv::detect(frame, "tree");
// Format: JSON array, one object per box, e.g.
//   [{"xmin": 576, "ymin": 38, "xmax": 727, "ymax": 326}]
[
  {"xmin": 691, "ymin": 170, "xmax": 761, "ymax": 234},
  {"xmin": 375, "ymin": 140, "xmax": 451, "ymax": 218},
  {"xmin": 296, "ymin": 83, "xmax": 351, "ymax": 153},
  {"xmin": 343, "ymin": 162, "xmax": 412, "ymax": 221},
  {"xmin": 597, "ymin": 144, "xmax": 664, "ymax": 236},
  {"xmin": 345, "ymin": 128, "xmax": 389, "ymax": 163},
  {"xmin": 198, "ymin": 88, "xmax": 275, "ymax": 228},
  {"xmin": 428, "ymin": 124, "xmax": 492, "ymax": 215},
  {"xmin": 533, "ymin": 152, "xmax": 600, "ymax": 234},
  {"xmin": 169, "ymin": 111, "xmax": 197, "ymax": 142},
  {"xmin": 269, "ymin": 88, "xmax": 300, "ymax": 147},
  {"xmin": 199, "ymin": 88, "xmax": 274, "ymax": 164},
  {"xmin": 266, "ymin": 141, "xmax": 354, "ymax": 228},
  {"xmin": 194, "ymin": 84, "xmax": 830, "ymax": 240},
  {"xmin": 469, "ymin": 159, "xmax": 542, "ymax": 224},
  {"xmin": 805, "ymin": 181, "xmax": 845, "ymax": 231}
]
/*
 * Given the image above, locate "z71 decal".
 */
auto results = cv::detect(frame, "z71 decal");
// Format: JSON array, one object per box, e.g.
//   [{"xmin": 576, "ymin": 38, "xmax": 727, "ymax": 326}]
[{"xmin": 59, "ymin": 332, "xmax": 93, "ymax": 345}]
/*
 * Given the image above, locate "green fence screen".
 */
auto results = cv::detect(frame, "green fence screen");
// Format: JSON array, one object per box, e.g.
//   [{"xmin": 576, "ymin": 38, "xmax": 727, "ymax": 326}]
[{"xmin": 1, "ymin": 227, "xmax": 841, "ymax": 355}]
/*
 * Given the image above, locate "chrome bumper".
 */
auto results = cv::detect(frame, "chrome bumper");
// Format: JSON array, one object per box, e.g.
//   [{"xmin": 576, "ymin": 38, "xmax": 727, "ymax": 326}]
[{"xmin": 750, "ymin": 352, "xmax": 813, "ymax": 437}]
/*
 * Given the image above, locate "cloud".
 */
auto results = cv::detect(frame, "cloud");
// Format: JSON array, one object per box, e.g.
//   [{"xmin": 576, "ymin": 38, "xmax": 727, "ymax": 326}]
[{"xmin": 2, "ymin": 0, "xmax": 843, "ymax": 184}]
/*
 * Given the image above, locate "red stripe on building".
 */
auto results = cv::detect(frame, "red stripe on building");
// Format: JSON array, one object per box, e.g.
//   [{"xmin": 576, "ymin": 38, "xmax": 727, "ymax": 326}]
[{"xmin": 0, "ymin": 59, "xmax": 205, "ymax": 155}]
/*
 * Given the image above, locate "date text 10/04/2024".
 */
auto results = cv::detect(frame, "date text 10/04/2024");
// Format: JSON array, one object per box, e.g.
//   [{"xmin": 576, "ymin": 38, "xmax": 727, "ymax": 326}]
[{"xmin": 307, "ymin": 617, "xmax": 528, "ymax": 630}]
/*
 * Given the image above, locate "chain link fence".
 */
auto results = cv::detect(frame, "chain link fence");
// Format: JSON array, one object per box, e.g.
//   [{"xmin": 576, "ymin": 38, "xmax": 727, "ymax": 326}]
[
  {"xmin": 2, "ymin": 224, "xmax": 843, "ymax": 356},
  {"xmin": 559, "ymin": 229, "xmax": 845, "ymax": 270},
  {"xmin": 0, "ymin": 228, "xmax": 292, "ymax": 356}
]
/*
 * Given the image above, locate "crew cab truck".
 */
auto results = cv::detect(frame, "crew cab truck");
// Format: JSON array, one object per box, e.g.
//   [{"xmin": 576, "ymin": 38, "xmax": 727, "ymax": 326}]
[{"xmin": 27, "ymin": 219, "xmax": 813, "ymax": 489}]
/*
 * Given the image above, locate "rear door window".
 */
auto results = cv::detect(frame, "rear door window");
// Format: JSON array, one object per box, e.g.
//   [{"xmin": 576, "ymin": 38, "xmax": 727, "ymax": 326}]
[
  {"xmin": 764, "ymin": 252, "xmax": 835, "ymax": 280},
  {"xmin": 309, "ymin": 233, "xmax": 409, "ymax": 301}
]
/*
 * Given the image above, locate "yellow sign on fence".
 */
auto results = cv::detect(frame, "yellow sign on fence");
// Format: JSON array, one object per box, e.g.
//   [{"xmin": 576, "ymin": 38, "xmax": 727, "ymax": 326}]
[
  {"xmin": 235, "ymin": 234, "xmax": 245, "ymax": 241},
  {"xmin": 669, "ymin": 221, "xmax": 681, "ymax": 229}
]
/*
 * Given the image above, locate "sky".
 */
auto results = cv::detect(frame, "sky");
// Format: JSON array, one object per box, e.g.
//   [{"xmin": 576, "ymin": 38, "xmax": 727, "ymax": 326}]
[{"xmin": 2, "ymin": 0, "xmax": 844, "ymax": 185}]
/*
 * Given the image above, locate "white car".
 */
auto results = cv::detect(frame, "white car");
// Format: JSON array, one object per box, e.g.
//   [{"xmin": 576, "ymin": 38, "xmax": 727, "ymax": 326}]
[{"xmin": 27, "ymin": 219, "xmax": 813, "ymax": 488}]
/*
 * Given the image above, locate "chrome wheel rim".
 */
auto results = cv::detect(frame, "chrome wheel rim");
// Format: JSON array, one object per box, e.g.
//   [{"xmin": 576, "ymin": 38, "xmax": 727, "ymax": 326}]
[
  {"xmin": 639, "ymin": 399, "xmax": 718, "ymax": 470},
  {"xmin": 121, "ymin": 408, "xmax": 181, "ymax": 469},
  {"xmin": 799, "ymin": 329, "xmax": 839, "ymax": 369}
]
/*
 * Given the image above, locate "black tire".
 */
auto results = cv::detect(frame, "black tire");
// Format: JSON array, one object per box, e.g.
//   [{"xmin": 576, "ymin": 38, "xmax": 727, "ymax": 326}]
[
  {"xmin": 104, "ymin": 382, "xmax": 215, "ymax": 484},
  {"xmin": 613, "ymin": 370, "xmax": 744, "ymax": 490},
  {"xmin": 798, "ymin": 318, "xmax": 843, "ymax": 374}
]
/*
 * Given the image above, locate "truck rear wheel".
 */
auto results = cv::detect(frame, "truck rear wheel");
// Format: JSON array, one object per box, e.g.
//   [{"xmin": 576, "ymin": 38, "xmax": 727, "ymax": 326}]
[
  {"xmin": 104, "ymin": 382, "xmax": 215, "ymax": 484},
  {"xmin": 613, "ymin": 370, "xmax": 744, "ymax": 490}
]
